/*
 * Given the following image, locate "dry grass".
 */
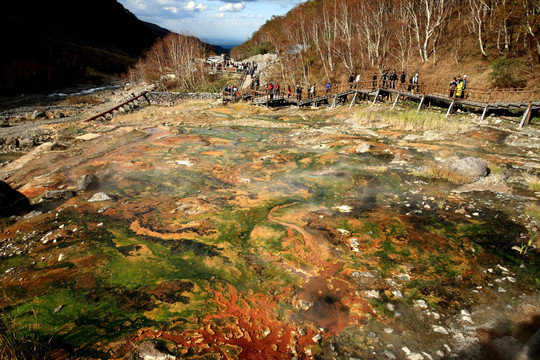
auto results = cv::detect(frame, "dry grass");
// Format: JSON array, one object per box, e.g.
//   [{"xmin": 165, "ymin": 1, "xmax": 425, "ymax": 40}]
[
  {"xmin": 411, "ymin": 164, "xmax": 473, "ymax": 185},
  {"xmin": 525, "ymin": 175, "xmax": 540, "ymax": 192},
  {"xmin": 354, "ymin": 108, "xmax": 472, "ymax": 134},
  {"xmin": 63, "ymin": 95, "xmax": 103, "ymax": 105}
]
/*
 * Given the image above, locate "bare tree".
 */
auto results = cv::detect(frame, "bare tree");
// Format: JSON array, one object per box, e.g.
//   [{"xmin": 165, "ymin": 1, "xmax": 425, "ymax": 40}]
[
  {"xmin": 468, "ymin": 0, "xmax": 491, "ymax": 57},
  {"xmin": 407, "ymin": 0, "xmax": 454, "ymax": 63}
]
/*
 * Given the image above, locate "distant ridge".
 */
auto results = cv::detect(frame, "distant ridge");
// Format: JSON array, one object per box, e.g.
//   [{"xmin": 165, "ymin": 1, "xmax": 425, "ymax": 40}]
[{"xmin": 0, "ymin": 0, "xmax": 171, "ymax": 95}]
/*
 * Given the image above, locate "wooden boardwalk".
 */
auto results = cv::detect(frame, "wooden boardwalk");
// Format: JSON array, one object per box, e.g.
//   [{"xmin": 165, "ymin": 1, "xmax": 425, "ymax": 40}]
[{"xmin": 224, "ymin": 81, "xmax": 539, "ymax": 127}]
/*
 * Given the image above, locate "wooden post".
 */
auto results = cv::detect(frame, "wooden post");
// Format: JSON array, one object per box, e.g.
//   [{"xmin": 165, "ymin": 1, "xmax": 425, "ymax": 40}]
[
  {"xmin": 142, "ymin": 92, "xmax": 151, "ymax": 105},
  {"xmin": 446, "ymin": 100, "xmax": 455, "ymax": 117},
  {"xmin": 331, "ymin": 94, "xmax": 338, "ymax": 108},
  {"xmin": 417, "ymin": 95, "xmax": 425, "ymax": 112},
  {"xmin": 392, "ymin": 93, "xmax": 401, "ymax": 109},
  {"xmin": 371, "ymin": 89, "xmax": 380, "ymax": 106},
  {"xmin": 480, "ymin": 104, "xmax": 489, "ymax": 121},
  {"xmin": 349, "ymin": 91, "xmax": 358, "ymax": 108},
  {"xmin": 520, "ymin": 103, "xmax": 532, "ymax": 128}
]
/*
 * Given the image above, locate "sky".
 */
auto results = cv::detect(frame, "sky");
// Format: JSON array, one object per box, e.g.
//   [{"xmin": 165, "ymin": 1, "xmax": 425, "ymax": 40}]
[{"xmin": 118, "ymin": 0, "xmax": 303, "ymax": 45}]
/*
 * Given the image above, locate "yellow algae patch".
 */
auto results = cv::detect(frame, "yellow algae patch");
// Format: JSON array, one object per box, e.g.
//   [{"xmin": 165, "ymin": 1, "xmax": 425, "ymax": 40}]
[
  {"xmin": 250, "ymin": 224, "xmax": 284, "ymax": 243},
  {"xmin": 200, "ymin": 150, "xmax": 226, "ymax": 157},
  {"xmin": 130, "ymin": 220, "xmax": 201, "ymax": 240},
  {"xmin": 124, "ymin": 244, "xmax": 154, "ymax": 261}
]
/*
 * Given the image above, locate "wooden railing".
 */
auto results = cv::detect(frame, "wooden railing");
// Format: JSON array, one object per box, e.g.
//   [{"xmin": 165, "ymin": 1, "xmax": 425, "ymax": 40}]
[{"xmin": 223, "ymin": 80, "xmax": 538, "ymax": 105}]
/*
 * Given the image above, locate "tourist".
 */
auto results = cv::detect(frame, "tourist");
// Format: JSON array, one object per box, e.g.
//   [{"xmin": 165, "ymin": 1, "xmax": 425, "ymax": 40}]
[
  {"xmin": 411, "ymin": 73, "xmax": 419, "ymax": 93},
  {"xmin": 400, "ymin": 71, "xmax": 406, "ymax": 90},
  {"xmin": 325, "ymin": 82, "xmax": 331, "ymax": 94},
  {"xmin": 274, "ymin": 83, "xmax": 280, "ymax": 96},
  {"xmin": 311, "ymin": 84, "xmax": 316, "ymax": 98},
  {"xmin": 382, "ymin": 70, "xmax": 388, "ymax": 89},
  {"xmin": 349, "ymin": 72, "xmax": 355, "ymax": 88},
  {"xmin": 461, "ymin": 75, "xmax": 467, "ymax": 98},
  {"xmin": 296, "ymin": 85, "xmax": 302, "ymax": 101},
  {"xmin": 390, "ymin": 69, "xmax": 397, "ymax": 89},
  {"xmin": 287, "ymin": 85, "xmax": 292, "ymax": 98},
  {"xmin": 354, "ymin": 73, "xmax": 361, "ymax": 89},
  {"xmin": 372, "ymin": 72, "xmax": 378, "ymax": 90},
  {"xmin": 455, "ymin": 76, "xmax": 464, "ymax": 99},
  {"xmin": 268, "ymin": 82, "xmax": 274, "ymax": 100},
  {"xmin": 449, "ymin": 77, "xmax": 457, "ymax": 98}
]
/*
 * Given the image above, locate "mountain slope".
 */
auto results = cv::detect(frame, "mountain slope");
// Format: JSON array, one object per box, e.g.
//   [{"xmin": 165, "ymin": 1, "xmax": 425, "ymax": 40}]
[
  {"xmin": 0, "ymin": 0, "xmax": 170, "ymax": 95},
  {"xmin": 231, "ymin": 0, "xmax": 539, "ymax": 90}
]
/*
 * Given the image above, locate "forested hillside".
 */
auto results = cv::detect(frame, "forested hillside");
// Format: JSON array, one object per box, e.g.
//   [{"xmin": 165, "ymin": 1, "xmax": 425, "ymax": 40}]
[{"xmin": 232, "ymin": 0, "xmax": 540, "ymax": 89}]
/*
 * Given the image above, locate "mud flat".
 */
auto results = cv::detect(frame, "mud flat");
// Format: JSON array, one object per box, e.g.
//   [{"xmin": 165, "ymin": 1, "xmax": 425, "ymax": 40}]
[{"xmin": 0, "ymin": 97, "xmax": 538, "ymax": 359}]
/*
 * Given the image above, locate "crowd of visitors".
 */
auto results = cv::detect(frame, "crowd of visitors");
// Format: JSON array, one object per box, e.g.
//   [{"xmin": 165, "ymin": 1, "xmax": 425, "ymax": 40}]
[{"xmin": 227, "ymin": 66, "xmax": 469, "ymax": 103}]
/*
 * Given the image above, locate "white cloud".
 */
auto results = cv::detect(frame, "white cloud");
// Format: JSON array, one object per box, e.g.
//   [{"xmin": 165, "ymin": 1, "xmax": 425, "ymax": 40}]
[
  {"xmin": 218, "ymin": 2, "xmax": 245, "ymax": 12},
  {"xmin": 184, "ymin": 1, "xmax": 208, "ymax": 11},
  {"xmin": 216, "ymin": 12, "xmax": 225, "ymax": 17},
  {"xmin": 163, "ymin": 6, "xmax": 178, "ymax": 13}
]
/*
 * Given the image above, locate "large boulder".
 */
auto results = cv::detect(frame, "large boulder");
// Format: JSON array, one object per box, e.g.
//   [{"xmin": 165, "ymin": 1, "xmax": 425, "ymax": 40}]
[
  {"xmin": 77, "ymin": 174, "xmax": 99, "ymax": 191},
  {"xmin": 448, "ymin": 157, "xmax": 489, "ymax": 179},
  {"xmin": 0, "ymin": 181, "xmax": 31, "ymax": 217}
]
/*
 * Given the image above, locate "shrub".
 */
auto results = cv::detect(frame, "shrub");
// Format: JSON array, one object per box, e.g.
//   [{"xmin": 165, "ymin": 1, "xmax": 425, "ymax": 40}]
[{"xmin": 489, "ymin": 57, "xmax": 527, "ymax": 88}]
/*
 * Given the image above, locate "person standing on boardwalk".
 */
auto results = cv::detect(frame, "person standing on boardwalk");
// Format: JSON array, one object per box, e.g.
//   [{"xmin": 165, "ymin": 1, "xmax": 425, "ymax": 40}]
[
  {"xmin": 349, "ymin": 73, "xmax": 355, "ymax": 88},
  {"xmin": 390, "ymin": 69, "xmax": 397, "ymax": 89},
  {"xmin": 461, "ymin": 75, "xmax": 467, "ymax": 98},
  {"xmin": 381, "ymin": 70, "xmax": 388, "ymax": 89},
  {"xmin": 455, "ymin": 76, "xmax": 464, "ymax": 98},
  {"xmin": 325, "ymin": 82, "xmax": 331, "ymax": 94},
  {"xmin": 354, "ymin": 73, "xmax": 361, "ymax": 89},
  {"xmin": 449, "ymin": 77, "xmax": 457, "ymax": 98},
  {"xmin": 400, "ymin": 71, "xmax": 406, "ymax": 90},
  {"xmin": 411, "ymin": 73, "xmax": 419, "ymax": 93},
  {"xmin": 310, "ymin": 84, "xmax": 316, "ymax": 98},
  {"xmin": 268, "ymin": 82, "xmax": 274, "ymax": 101},
  {"xmin": 372, "ymin": 72, "xmax": 378, "ymax": 90},
  {"xmin": 296, "ymin": 85, "xmax": 302, "ymax": 101},
  {"xmin": 287, "ymin": 85, "xmax": 292, "ymax": 98}
]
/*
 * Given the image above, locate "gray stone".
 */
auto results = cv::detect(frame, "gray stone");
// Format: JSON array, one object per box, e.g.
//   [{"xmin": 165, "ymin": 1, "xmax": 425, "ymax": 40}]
[
  {"xmin": 448, "ymin": 157, "xmax": 488, "ymax": 179},
  {"xmin": 77, "ymin": 174, "xmax": 99, "ymax": 191},
  {"xmin": 18, "ymin": 138, "xmax": 34, "ymax": 149},
  {"xmin": 42, "ymin": 190, "xmax": 76, "ymax": 200},
  {"xmin": 88, "ymin": 192, "xmax": 113, "ymax": 202},
  {"xmin": 136, "ymin": 341, "xmax": 176, "ymax": 360}
]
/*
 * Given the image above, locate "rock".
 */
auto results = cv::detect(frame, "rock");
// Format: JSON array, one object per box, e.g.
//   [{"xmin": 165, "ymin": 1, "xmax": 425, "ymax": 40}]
[
  {"xmin": 362, "ymin": 290, "xmax": 380, "ymax": 299},
  {"xmin": 453, "ymin": 172, "xmax": 511, "ymax": 194},
  {"xmin": 384, "ymin": 350, "xmax": 397, "ymax": 359},
  {"xmin": 136, "ymin": 341, "xmax": 176, "ymax": 360},
  {"xmin": 42, "ymin": 190, "xmax": 76, "ymax": 200},
  {"xmin": 0, "ymin": 181, "xmax": 31, "ymax": 217},
  {"xmin": 432, "ymin": 325, "xmax": 449, "ymax": 335},
  {"xmin": 54, "ymin": 304, "xmax": 64, "ymax": 313},
  {"xmin": 0, "ymin": 117, "xmax": 9, "ymax": 127},
  {"xmin": 88, "ymin": 192, "xmax": 113, "ymax": 202},
  {"xmin": 448, "ymin": 157, "xmax": 489, "ymax": 179},
  {"xmin": 31, "ymin": 110, "xmax": 46, "ymax": 120},
  {"xmin": 77, "ymin": 174, "xmax": 99, "ymax": 191},
  {"xmin": 414, "ymin": 299, "xmax": 428, "ymax": 308},
  {"xmin": 355, "ymin": 142, "xmax": 371, "ymax": 153},
  {"xmin": 18, "ymin": 138, "xmax": 34, "ymax": 149}
]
